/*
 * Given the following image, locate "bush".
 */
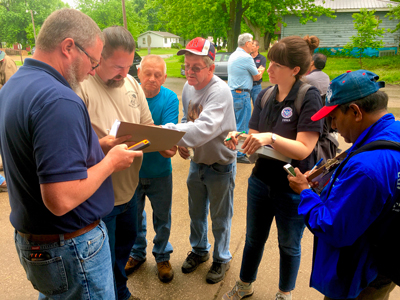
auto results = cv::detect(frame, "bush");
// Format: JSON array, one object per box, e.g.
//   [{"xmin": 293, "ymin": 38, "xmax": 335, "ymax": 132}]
[
  {"xmin": 177, "ymin": 55, "xmax": 185, "ymax": 63},
  {"xmin": 171, "ymin": 43, "xmax": 183, "ymax": 49}
]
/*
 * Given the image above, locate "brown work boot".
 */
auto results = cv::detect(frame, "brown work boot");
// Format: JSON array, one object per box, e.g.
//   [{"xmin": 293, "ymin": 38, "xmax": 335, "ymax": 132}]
[
  {"xmin": 125, "ymin": 256, "xmax": 146, "ymax": 275},
  {"xmin": 157, "ymin": 260, "xmax": 174, "ymax": 283},
  {"xmin": 0, "ymin": 180, "xmax": 7, "ymax": 192}
]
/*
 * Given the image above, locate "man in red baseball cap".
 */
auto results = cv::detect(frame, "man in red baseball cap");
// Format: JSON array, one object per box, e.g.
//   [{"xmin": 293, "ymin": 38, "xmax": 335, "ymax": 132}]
[
  {"xmin": 163, "ymin": 37, "xmax": 237, "ymax": 284},
  {"xmin": 288, "ymin": 70, "xmax": 399, "ymax": 300}
]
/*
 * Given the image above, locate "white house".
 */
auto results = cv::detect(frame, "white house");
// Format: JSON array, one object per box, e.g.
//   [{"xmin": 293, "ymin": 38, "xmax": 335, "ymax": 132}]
[{"xmin": 138, "ymin": 31, "xmax": 181, "ymax": 48}]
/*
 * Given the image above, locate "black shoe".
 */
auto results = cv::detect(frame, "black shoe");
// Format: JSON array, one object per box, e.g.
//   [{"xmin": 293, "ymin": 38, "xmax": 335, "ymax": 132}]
[
  {"xmin": 237, "ymin": 156, "xmax": 251, "ymax": 164},
  {"xmin": 206, "ymin": 261, "xmax": 230, "ymax": 284},
  {"xmin": 181, "ymin": 251, "xmax": 210, "ymax": 274}
]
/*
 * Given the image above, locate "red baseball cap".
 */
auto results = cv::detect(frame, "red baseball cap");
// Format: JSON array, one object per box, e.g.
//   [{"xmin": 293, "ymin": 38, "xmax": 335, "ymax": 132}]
[{"xmin": 177, "ymin": 37, "xmax": 215, "ymax": 61}]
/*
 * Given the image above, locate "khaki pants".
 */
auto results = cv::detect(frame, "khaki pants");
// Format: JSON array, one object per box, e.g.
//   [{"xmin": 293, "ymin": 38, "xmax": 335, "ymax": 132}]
[{"xmin": 324, "ymin": 275, "xmax": 396, "ymax": 300}]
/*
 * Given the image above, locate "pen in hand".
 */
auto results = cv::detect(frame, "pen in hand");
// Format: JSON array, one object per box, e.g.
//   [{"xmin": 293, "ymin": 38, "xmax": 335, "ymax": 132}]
[
  {"xmin": 225, "ymin": 131, "xmax": 246, "ymax": 142},
  {"xmin": 310, "ymin": 158, "xmax": 323, "ymax": 173}
]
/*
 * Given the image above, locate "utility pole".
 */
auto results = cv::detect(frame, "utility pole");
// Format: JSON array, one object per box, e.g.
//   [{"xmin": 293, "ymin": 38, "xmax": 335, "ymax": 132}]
[
  {"xmin": 30, "ymin": 10, "xmax": 37, "ymax": 42},
  {"xmin": 121, "ymin": 0, "xmax": 127, "ymax": 29}
]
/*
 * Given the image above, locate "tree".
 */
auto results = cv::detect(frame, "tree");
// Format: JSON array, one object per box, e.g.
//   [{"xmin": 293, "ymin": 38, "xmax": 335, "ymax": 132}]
[
  {"xmin": 76, "ymin": 0, "xmax": 148, "ymax": 41},
  {"xmin": 345, "ymin": 9, "xmax": 385, "ymax": 68},
  {"xmin": 385, "ymin": 0, "xmax": 400, "ymax": 33},
  {"xmin": 148, "ymin": 0, "xmax": 334, "ymax": 52},
  {"xmin": 0, "ymin": 0, "xmax": 66, "ymax": 46},
  {"xmin": 243, "ymin": 1, "xmax": 335, "ymax": 51}
]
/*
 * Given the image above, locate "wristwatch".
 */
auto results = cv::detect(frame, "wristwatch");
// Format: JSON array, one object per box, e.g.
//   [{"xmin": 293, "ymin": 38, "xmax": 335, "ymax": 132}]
[{"xmin": 271, "ymin": 133, "xmax": 277, "ymax": 144}]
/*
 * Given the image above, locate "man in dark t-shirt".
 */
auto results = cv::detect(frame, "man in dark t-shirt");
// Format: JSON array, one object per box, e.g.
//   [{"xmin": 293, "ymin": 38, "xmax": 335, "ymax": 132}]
[
  {"xmin": 250, "ymin": 40, "xmax": 267, "ymax": 105},
  {"xmin": 0, "ymin": 9, "xmax": 141, "ymax": 299}
]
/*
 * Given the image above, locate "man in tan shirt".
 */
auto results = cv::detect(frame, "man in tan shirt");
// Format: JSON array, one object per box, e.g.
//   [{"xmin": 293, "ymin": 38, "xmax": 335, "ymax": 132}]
[{"xmin": 79, "ymin": 26, "xmax": 153, "ymax": 300}]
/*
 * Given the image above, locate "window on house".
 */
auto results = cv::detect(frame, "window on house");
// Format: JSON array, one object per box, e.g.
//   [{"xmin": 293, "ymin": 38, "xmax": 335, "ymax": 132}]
[
  {"xmin": 165, "ymin": 38, "xmax": 168, "ymax": 43},
  {"xmin": 143, "ymin": 38, "xmax": 145, "ymax": 44}
]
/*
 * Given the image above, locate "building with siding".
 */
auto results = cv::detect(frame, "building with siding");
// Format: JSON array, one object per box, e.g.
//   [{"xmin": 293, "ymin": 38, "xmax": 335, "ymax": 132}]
[
  {"xmin": 281, "ymin": 0, "xmax": 400, "ymax": 56},
  {"xmin": 138, "ymin": 31, "xmax": 181, "ymax": 48}
]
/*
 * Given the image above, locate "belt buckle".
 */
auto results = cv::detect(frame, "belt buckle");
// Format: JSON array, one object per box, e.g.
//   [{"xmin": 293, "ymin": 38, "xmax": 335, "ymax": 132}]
[{"xmin": 235, "ymin": 90, "xmax": 242, "ymax": 94}]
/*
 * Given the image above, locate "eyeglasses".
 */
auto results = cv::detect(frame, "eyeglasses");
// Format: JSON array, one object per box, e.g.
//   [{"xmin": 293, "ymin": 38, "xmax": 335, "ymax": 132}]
[
  {"xmin": 75, "ymin": 42, "xmax": 100, "ymax": 70},
  {"xmin": 183, "ymin": 64, "xmax": 208, "ymax": 73}
]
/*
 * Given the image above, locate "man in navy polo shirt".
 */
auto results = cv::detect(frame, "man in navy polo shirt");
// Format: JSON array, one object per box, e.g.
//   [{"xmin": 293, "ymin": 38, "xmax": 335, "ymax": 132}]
[
  {"xmin": 250, "ymin": 40, "xmax": 266, "ymax": 105},
  {"xmin": 0, "ymin": 9, "xmax": 141, "ymax": 299},
  {"xmin": 228, "ymin": 33, "xmax": 262, "ymax": 164}
]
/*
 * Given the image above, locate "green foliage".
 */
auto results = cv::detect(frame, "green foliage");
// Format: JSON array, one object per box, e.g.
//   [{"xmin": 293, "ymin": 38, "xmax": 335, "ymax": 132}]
[
  {"xmin": 385, "ymin": 1, "xmax": 400, "ymax": 33},
  {"xmin": 76, "ymin": 0, "xmax": 147, "ymax": 40},
  {"xmin": 171, "ymin": 42, "xmax": 183, "ymax": 49},
  {"xmin": 0, "ymin": 0, "xmax": 67, "ymax": 45},
  {"xmin": 323, "ymin": 55, "xmax": 400, "ymax": 84},
  {"xmin": 345, "ymin": 9, "xmax": 385, "ymax": 68},
  {"xmin": 147, "ymin": 0, "xmax": 334, "ymax": 52},
  {"xmin": 315, "ymin": 48, "xmax": 352, "ymax": 58},
  {"xmin": 164, "ymin": 55, "xmax": 185, "ymax": 78}
]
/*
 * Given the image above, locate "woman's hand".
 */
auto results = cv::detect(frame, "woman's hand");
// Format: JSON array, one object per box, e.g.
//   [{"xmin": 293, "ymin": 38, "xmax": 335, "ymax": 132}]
[{"xmin": 242, "ymin": 132, "xmax": 272, "ymax": 155}]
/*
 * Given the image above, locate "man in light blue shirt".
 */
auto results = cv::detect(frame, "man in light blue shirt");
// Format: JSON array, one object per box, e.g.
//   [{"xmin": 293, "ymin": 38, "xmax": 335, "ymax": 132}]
[{"xmin": 228, "ymin": 33, "xmax": 262, "ymax": 163}]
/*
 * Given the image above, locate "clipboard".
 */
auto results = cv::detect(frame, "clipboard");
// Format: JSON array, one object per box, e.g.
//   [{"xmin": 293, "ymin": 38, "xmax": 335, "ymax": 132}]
[
  {"xmin": 235, "ymin": 134, "xmax": 291, "ymax": 163},
  {"xmin": 116, "ymin": 121, "xmax": 185, "ymax": 153},
  {"xmin": 307, "ymin": 151, "xmax": 347, "ymax": 194}
]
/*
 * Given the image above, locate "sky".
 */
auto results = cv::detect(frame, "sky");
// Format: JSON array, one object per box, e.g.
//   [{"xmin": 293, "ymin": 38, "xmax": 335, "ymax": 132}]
[{"xmin": 63, "ymin": 0, "xmax": 77, "ymax": 8}]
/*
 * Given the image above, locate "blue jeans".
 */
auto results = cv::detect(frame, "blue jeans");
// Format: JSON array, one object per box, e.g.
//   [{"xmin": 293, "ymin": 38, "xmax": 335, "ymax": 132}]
[
  {"xmin": 103, "ymin": 198, "xmax": 138, "ymax": 300},
  {"xmin": 231, "ymin": 90, "xmax": 251, "ymax": 158},
  {"xmin": 240, "ymin": 175, "xmax": 305, "ymax": 292},
  {"xmin": 187, "ymin": 160, "xmax": 236, "ymax": 263},
  {"xmin": 250, "ymin": 84, "xmax": 262, "ymax": 106},
  {"xmin": 130, "ymin": 174, "xmax": 173, "ymax": 263},
  {"xmin": 14, "ymin": 221, "xmax": 115, "ymax": 300}
]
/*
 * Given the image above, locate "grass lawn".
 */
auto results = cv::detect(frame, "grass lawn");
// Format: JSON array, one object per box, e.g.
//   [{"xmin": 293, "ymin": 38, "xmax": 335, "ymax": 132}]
[
  {"xmin": 164, "ymin": 55, "xmax": 186, "ymax": 79},
  {"xmin": 161, "ymin": 49, "xmax": 400, "ymax": 84},
  {"xmin": 137, "ymin": 48, "xmax": 178, "ymax": 57}
]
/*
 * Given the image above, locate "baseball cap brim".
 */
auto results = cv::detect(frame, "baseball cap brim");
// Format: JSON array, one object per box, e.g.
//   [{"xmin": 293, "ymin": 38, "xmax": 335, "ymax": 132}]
[
  {"xmin": 177, "ymin": 49, "xmax": 205, "ymax": 56},
  {"xmin": 311, "ymin": 104, "xmax": 338, "ymax": 121}
]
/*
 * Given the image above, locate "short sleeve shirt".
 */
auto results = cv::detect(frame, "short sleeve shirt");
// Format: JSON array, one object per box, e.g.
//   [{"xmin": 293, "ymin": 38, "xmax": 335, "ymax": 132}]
[
  {"xmin": 0, "ymin": 59, "xmax": 114, "ymax": 234},
  {"xmin": 227, "ymin": 48, "xmax": 259, "ymax": 90},
  {"xmin": 139, "ymin": 86, "xmax": 179, "ymax": 179},
  {"xmin": 79, "ymin": 74, "xmax": 153, "ymax": 205},
  {"xmin": 253, "ymin": 53, "xmax": 267, "ymax": 85},
  {"xmin": 249, "ymin": 80, "xmax": 323, "ymax": 192}
]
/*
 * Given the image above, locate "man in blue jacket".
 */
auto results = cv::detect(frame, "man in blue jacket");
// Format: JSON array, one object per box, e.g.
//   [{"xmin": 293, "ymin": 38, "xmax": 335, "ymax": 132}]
[{"xmin": 288, "ymin": 70, "xmax": 399, "ymax": 300}]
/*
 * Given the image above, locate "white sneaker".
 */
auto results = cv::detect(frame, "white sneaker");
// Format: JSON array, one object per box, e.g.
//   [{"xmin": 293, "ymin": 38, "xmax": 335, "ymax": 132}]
[{"xmin": 275, "ymin": 291, "xmax": 291, "ymax": 300}]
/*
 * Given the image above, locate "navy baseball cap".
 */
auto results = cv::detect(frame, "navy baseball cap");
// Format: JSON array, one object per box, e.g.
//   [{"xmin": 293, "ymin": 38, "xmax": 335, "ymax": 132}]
[
  {"xmin": 311, "ymin": 70, "xmax": 385, "ymax": 121},
  {"xmin": 177, "ymin": 37, "xmax": 216, "ymax": 61}
]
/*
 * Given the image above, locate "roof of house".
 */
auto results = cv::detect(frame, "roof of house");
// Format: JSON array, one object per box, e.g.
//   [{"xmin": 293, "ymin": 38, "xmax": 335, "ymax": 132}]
[
  {"xmin": 138, "ymin": 31, "xmax": 180, "ymax": 38},
  {"xmin": 312, "ymin": 0, "xmax": 398, "ymax": 11}
]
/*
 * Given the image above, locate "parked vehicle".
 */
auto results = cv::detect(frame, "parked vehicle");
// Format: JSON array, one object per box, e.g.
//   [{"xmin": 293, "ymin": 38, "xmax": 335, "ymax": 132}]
[
  {"xmin": 128, "ymin": 51, "xmax": 142, "ymax": 82},
  {"xmin": 180, "ymin": 52, "xmax": 232, "ymax": 80}
]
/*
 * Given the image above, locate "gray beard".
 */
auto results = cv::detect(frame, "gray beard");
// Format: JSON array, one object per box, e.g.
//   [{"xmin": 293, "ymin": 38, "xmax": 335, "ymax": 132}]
[{"xmin": 65, "ymin": 59, "xmax": 81, "ymax": 92}]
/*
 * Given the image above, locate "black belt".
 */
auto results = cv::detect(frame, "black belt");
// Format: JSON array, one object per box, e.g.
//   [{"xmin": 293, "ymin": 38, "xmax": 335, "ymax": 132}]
[
  {"xmin": 253, "ymin": 82, "xmax": 261, "ymax": 86},
  {"xmin": 234, "ymin": 89, "xmax": 250, "ymax": 93}
]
